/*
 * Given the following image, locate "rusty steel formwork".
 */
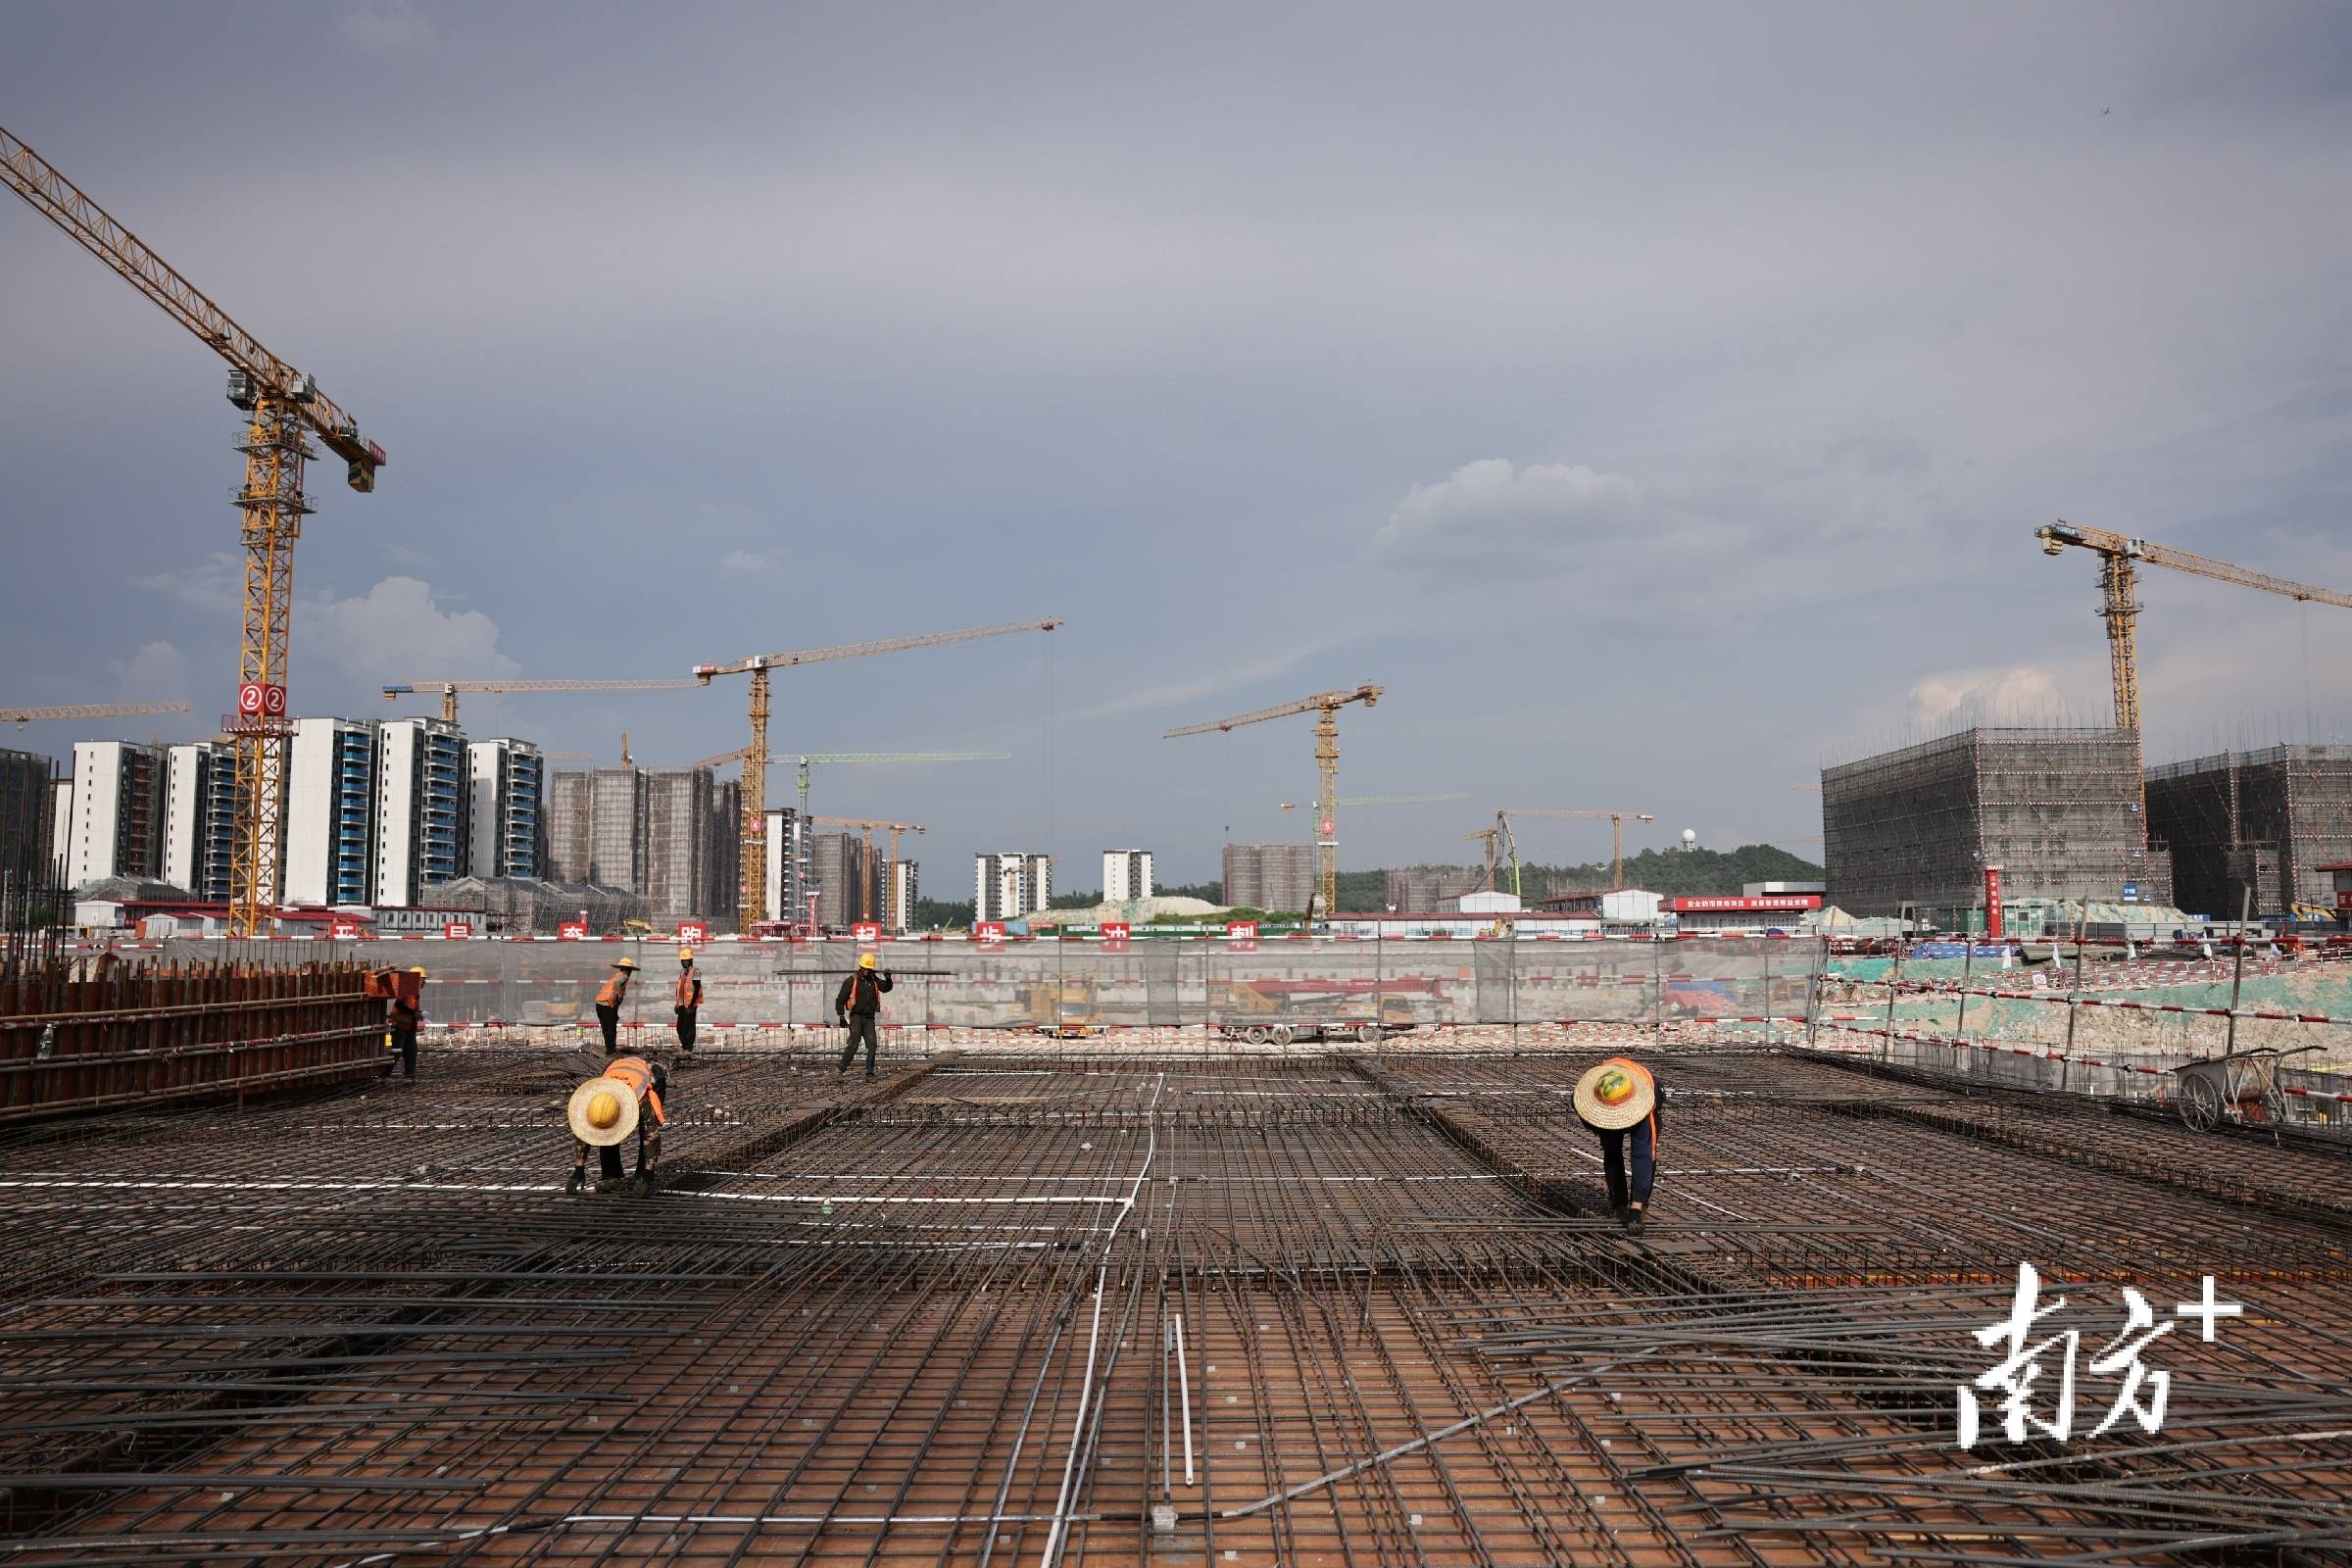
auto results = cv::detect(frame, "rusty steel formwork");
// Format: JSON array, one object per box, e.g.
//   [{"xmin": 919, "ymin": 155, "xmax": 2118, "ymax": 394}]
[
  {"xmin": 0, "ymin": 1041, "xmax": 2348, "ymax": 1563},
  {"xmin": 0, "ymin": 956, "xmax": 387, "ymax": 1123}
]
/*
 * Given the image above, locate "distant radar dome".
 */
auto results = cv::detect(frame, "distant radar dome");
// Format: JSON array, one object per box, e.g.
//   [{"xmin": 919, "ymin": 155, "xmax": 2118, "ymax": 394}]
[{"xmin": 1681, "ymin": 828, "xmax": 1698, "ymax": 848}]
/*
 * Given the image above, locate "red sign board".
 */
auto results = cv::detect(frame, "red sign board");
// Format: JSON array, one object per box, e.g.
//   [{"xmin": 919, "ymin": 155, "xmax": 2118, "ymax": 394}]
[
  {"xmin": 329, "ymin": 919, "xmax": 359, "ymax": 940},
  {"xmin": 1669, "ymin": 896, "xmax": 1822, "ymax": 912},
  {"xmin": 236, "ymin": 682, "xmax": 287, "ymax": 716},
  {"xmin": 1102, "ymin": 921, "xmax": 1131, "ymax": 943},
  {"xmin": 975, "ymin": 921, "xmax": 1005, "ymax": 944},
  {"xmin": 1226, "ymin": 920, "xmax": 1258, "ymax": 940},
  {"xmin": 678, "ymin": 921, "xmax": 709, "ymax": 945},
  {"xmin": 1984, "ymin": 864, "xmax": 2005, "ymax": 940},
  {"xmin": 558, "ymin": 921, "xmax": 588, "ymax": 941},
  {"xmin": 2336, "ymin": 891, "xmax": 2351, "ymax": 910},
  {"xmin": 852, "ymin": 921, "xmax": 882, "ymax": 944},
  {"xmin": 443, "ymin": 921, "xmax": 471, "ymax": 941}
]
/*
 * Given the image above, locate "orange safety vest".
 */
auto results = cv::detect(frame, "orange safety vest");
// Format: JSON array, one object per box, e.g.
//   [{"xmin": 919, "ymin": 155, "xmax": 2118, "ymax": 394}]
[
  {"xmin": 674, "ymin": 972, "xmax": 701, "ymax": 1010},
  {"xmin": 605, "ymin": 1055, "xmax": 667, "ymax": 1127},
  {"xmin": 596, "ymin": 971, "xmax": 631, "ymax": 1006}
]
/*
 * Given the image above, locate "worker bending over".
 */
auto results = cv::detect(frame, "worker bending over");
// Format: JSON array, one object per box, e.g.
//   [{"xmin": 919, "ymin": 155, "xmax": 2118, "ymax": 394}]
[
  {"xmin": 566, "ymin": 1053, "xmax": 667, "ymax": 1195},
  {"xmin": 673, "ymin": 947, "xmax": 703, "ymax": 1055},
  {"xmin": 593, "ymin": 957, "xmax": 639, "ymax": 1055},
  {"xmin": 1574, "ymin": 1056, "xmax": 1661, "ymax": 1234},
  {"xmin": 834, "ymin": 952, "xmax": 893, "ymax": 1078}
]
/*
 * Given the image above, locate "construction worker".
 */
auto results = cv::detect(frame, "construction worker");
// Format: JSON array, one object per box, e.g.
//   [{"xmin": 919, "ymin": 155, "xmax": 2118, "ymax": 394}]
[
  {"xmin": 565, "ymin": 1053, "xmax": 667, "ymax": 1195},
  {"xmin": 1573, "ymin": 1056, "xmax": 1661, "ymax": 1234},
  {"xmin": 834, "ymin": 952, "xmax": 893, "ymax": 1078},
  {"xmin": 673, "ymin": 947, "xmax": 703, "ymax": 1055},
  {"xmin": 593, "ymin": 957, "xmax": 639, "ymax": 1055},
  {"xmin": 381, "ymin": 965, "xmax": 425, "ymax": 1082}
]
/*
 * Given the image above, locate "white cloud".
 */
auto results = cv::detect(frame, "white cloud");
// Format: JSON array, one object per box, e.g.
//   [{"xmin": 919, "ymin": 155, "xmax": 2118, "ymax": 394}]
[
  {"xmin": 130, "ymin": 552, "xmax": 242, "ymax": 617},
  {"xmin": 1906, "ymin": 664, "xmax": 2069, "ymax": 729},
  {"xmin": 294, "ymin": 576, "xmax": 520, "ymax": 685},
  {"xmin": 1069, "ymin": 639, "xmax": 1351, "ymax": 722},
  {"xmin": 720, "ymin": 549, "xmax": 783, "ymax": 574},
  {"xmin": 340, "ymin": 0, "xmax": 432, "ymax": 50},
  {"xmin": 108, "ymin": 641, "xmax": 192, "ymax": 704},
  {"xmin": 1371, "ymin": 461, "xmax": 1649, "ymax": 573}
]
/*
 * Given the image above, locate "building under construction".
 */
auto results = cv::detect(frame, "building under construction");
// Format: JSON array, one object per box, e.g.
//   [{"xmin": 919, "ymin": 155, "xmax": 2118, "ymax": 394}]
[
  {"xmin": 1824, "ymin": 726, "xmax": 2170, "ymax": 922},
  {"xmin": 1224, "ymin": 841, "xmax": 1316, "ymax": 912},
  {"xmin": 547, "ymin": 764, "xmax": 740, "ymax": 930},
  {"xmin": 2147, "ymin": 743, "xmax": 2352, "ymax": 919}
]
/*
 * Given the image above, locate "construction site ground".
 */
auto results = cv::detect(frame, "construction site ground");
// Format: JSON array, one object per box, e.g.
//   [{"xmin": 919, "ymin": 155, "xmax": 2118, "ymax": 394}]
[{"xmin": 4, "ymin": 1035, "xmax": 2349, "ymax": 1564}]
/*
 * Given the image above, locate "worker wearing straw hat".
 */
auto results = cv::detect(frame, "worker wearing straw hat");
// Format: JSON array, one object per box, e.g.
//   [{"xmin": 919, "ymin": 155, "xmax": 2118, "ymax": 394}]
[
  {"xmin": 1574, "ymin": 1056, "xmax": 1661, "ymax": 1234},
  {"xmin": 566, "ymin": 1053, "xmax": 668, "ymax": 1196},
  {"xmin": 672, "ymin": 948, "xmax": 704, "ymax": 1057},
  {"xmin": 593, "ymin": 957, "xmax": 640, "ymax": 1056}
]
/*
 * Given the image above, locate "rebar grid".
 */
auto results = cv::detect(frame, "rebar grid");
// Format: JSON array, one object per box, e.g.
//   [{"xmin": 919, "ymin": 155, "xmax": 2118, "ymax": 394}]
[{"xmin": 0, "ymin": 1046, "xmax": 2346, "ymax": 1564}]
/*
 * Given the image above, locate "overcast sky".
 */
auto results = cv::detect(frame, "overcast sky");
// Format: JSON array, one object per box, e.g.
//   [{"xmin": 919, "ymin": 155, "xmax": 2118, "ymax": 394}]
[{"xmin": 5, "ymin": 2, "xmax": 2349, "ymax": 886}]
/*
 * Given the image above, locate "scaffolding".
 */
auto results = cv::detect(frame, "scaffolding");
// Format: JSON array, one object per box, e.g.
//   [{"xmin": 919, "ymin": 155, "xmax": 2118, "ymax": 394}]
[
  {"xmin": 2147, "ymin": 744, "xmax": 2352, "ymax": 918},
  {"xmin": 1824, "ymin": 727, "xmax": 2170, "ymax": 922}
]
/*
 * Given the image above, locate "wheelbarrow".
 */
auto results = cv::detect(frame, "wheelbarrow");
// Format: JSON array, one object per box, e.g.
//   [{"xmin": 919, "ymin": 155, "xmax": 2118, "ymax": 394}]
[{"xmin": 2170, "ymin": 1045, "xmax": 2323, "ymax": 1133}]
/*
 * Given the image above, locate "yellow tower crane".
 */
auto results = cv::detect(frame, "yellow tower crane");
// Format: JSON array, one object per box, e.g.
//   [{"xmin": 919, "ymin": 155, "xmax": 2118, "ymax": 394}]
[
  {"xmin": 2, "ymin": 701, "xmax": 189, "ymax": 728},
  {"xmin": 808, "ymin": 815, "xmax": 925, "ymax": 932},
  {"xmin": 1494, "ymin": 808, "xmax": 1656, "ymax": 896},
  {"xmin": 381, "ymin": 679, "xmax": 703, "ymax": 727},
  {"xmin": 693, "ymin": 621, "xmax": 1059, "ymax": 926},
  {"xmin": 2035, "ymin": 521, "xmax": 2352, "ymax": 825},
  {"xmin": 1462, "ymin": 827, "xmax": 1504, "ymax": 892},
  {"xmin": 6, "ymin": 127, "xmax": 387, "ymax": 935},
  {"xmin": 1279, "ymin": 792, "xmax": 1467, "ymax": 811},
  {"xmin": 1165, "ymin": 684, "xmax": 1382, "ymax": 914}
]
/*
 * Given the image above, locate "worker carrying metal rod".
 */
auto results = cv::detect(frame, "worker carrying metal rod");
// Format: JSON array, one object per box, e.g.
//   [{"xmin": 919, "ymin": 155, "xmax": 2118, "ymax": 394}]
[
  {"xmin": 566, "ymin": 1053, "xmax": 667, "ymax": 1196},
  {"xmin": 371, "ymin": 964, "xmax": 426, "ymax": 1083},
  {"xmin": 834, "ymin": 952, "xmax": 893, "ymax": 1078},
  {"xmin": 672, "ymin": 947, "xmax": 703, "ymax": 1058},
  {"xmin": 1574, "ymin": 1056, "xmax": 1661, "ymax": 1234},
  {"xmin": 593, "ymin": 957, "xmax": 639, "ymax": 1055}
]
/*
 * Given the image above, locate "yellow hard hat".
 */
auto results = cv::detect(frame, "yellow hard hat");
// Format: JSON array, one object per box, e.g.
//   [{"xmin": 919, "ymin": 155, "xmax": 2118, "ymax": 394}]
[
  {"xmin": 613, "ymin": 957, "xmax": 640, "ymax": 971},
  {"xmin": 678, "ymin": 947, "xmax": 695, "ymax": 961},
  {"xmin": 408, "ymin": 966, "xmax": 428, "ymax": 977},
  {"xmin": 858, "ymin": 952, "xmax": 878, "ymax": 969}
]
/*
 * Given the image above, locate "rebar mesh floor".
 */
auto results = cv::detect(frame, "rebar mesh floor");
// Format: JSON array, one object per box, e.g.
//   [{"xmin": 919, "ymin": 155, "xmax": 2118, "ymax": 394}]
[{"xmin": 3, "ymin": 1045, "xmax": 2348, "ymax": 1564}]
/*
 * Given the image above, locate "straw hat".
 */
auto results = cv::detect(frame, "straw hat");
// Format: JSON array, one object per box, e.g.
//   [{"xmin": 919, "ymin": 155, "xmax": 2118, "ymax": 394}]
[
  {"xmin": 567, "ymin": 1074, "xmax": 641, "ymax": 1146},
  {"xmin": 612, "ymin": 957, "xmax": 640, "ymax": 971},
  {"xmin": 1573, "ymin": 1057, "xmax": 1656, "ymax": 1130}
]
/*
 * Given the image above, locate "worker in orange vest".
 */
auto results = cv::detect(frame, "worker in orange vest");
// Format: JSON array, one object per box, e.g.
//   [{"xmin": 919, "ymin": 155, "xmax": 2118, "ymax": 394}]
[
  {"xmin": 565, "ymin": 1053, "xmax": 668, "ymax": 1195},
  {"xmin": 380, "ymin": 965, "xmax": 426, "ymax": 1082},
  {"xmin": 673, "ymin": 947, "xmax": 704, "ymax": 1055},
  {"xmin": 593, "ymin": 957, "xmax": 640, "ymax": 1055},
  {"xmin": 834, "ymin": 951, "xmax": 893, "ymax": 1078},
  {"xmin": 1574, "ymin": 1056, "xmax": 1661, "ymax": 1234}
]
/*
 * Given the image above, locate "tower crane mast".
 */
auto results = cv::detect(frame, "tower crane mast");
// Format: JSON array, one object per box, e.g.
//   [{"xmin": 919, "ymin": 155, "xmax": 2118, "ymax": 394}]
[
  {"xmin": 6, "ymin": 127, "xmax": 387, "ymax": 935},
  {"xmin": 1166, "ymin": 684, "xmax": 1382, "ymax": 914},
  {"xmin": 694, "ymin": 620, "xmax": 1058, "ymax": 926},
  {"xmin": 2035, "ymin": 521, "xmax": 2352, "ymax": 825}
]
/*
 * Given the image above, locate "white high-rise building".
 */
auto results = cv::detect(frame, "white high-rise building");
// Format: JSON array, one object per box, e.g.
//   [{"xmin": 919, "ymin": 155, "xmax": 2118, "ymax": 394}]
[
  {"xmin": 1102, "ymin": 850, "xmax": 1153, "ymax": 904},
  {"xmin": 282, "ymin": 718, "xmax": 379, "ymax": 906},
  {"xmin": 66, "ymin": 742, "xmax": 167, "ymax": 887},
  {"xmin": 376, "ymin": 717, "xmax": 468, "ymax": 906},
  {"xmin": 163, "ymin": 741, "xmax": 237, "ymax": 899},
  {"xmin": 467, "ymin": 739, "xmax": 545, "ymax": 879},
  {"xmin": 891, "ymin": 859, "xmax": 920, "ymax": 931},
  {"xmin": 974, "ymin": 853, "xmax": 1051, "ymax": 921},
  {"xmin": 760, "ymin": 808, "xmax": 810, "ymax": 931}
]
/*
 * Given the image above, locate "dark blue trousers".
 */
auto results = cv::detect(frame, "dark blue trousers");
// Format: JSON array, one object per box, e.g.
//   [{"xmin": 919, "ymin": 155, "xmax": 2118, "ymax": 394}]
[{"xmin": 1593, "ymin": 1115, "xmax": 1657, "ymax": 1208}]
